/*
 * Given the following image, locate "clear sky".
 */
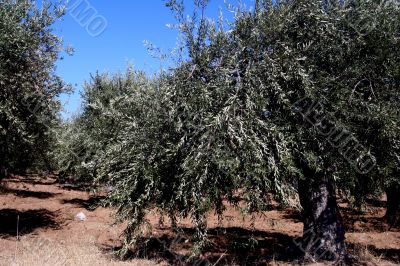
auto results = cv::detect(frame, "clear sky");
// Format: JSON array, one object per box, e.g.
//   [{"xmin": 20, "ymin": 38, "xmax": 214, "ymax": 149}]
[{"xmin": 39, "ymin": 0, "xmax": 254, "ymax": 118}]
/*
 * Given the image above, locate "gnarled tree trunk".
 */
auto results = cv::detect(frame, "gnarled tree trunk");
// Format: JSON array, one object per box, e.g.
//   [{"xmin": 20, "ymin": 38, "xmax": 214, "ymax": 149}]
[
  {"xmin": 297, "ymin": 172, "xmax": 346, "ymax": 262},
  {"xmin": 385, "ymin": 184, "xmax": 400, "ymax": 227}
]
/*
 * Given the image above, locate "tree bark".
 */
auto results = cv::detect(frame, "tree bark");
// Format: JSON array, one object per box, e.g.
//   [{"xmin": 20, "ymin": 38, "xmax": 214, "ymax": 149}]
[
  {"xmin": 0, "ymin": 152, "xmax": 7, "ymax": 180},
  {"xmin": 0, "ymin": 165, "xmax": 5, "ymax": 180},
  {"xmin": 0, "ymin": 141, "xmax": 9, "ymax": 180},
  {"xmin": 385, "ymin": 184, "xmax": 400, "ymax": 227},
  {"xmin": 297, "ymin": 173, "xmax": 346, "ymax": 262}
]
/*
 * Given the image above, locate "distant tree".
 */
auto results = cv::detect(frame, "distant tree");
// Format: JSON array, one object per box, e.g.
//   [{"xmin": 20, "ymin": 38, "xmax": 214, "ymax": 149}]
[
  {"xmin": 54, "ymin": 69, "xmax": 154, "ymax": 185},
  {"xmin": 332, "ymin": 0, "xmax": 400, "ymax": 227},
  {"xmin": 0, "ymin": 0, "xmax": 68, "ymax": 177}
]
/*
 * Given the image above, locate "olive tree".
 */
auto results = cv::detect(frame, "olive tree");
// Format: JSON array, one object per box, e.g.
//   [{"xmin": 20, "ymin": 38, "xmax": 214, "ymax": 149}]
[
  {"xmin": 54, "ymin": 69, "xmax": 143, "ymax": 184},
  {"xmin": 330, "ymin": 0, "xmax": 400, "ymax": 226},
  {"xmin": 0, "ymin": 0, "xmax": 68, "ymax": 176}
]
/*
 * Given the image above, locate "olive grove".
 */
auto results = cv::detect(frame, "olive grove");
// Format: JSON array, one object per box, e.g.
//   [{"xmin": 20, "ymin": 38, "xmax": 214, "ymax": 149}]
[{"xmin": 13, "ymin": 0, "xmax": 400, "ymax": 264}]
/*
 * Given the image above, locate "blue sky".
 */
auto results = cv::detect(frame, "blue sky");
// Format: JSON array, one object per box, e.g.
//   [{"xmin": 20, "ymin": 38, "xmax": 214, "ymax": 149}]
[{"xmin": 40, "ymin": 0, "xmax": 254, "ymax": 118}]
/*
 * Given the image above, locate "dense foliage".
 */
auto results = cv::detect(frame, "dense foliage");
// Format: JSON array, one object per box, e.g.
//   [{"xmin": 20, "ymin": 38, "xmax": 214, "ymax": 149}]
[
  {"xmin": 55, "ymin": 0, "xmax": 400, "ymax": 263},
  {"xmin": 0, "ymin": 0, "xmax": 67, "ymax": 175}
]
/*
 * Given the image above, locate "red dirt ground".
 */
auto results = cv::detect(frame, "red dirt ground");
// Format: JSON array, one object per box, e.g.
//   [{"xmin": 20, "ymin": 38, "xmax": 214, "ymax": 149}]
[{"xmin": 0, "ymin": 174, "xmax": 399, "ymax": 265}]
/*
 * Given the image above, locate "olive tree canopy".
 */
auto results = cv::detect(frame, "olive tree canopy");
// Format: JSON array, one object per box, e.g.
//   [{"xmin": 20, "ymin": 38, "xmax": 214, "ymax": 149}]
[{"xmin": 0, "ymin": 0, "xmax": 69, "ymax": 175}]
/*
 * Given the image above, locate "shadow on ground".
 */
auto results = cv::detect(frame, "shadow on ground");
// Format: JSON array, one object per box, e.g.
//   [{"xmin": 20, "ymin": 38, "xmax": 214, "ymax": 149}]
[
  {"xmin": 0, "ymin": 186, "xmax": 60, "ymax": 199},
  {"xmin": 4, "ymin": 177, "xmax": 58, "ymax": 186},
  {"xmin": 101, "ymin": 227, "xmax": 303, "ymax": 265},
  {"xmin": 57, "ymin": 183, "xmax": 95, "ymax": 192},
  {"xmin": 0, "ymin": 209, "xmax": 58, "ymax": 238},
  {"xmin": 60, "ymin": 196, "xmax": 105, "ymax": 211},
  {"xmin": 101, "ymin": 224, "xmax": 400, "ymax": 265},
  {"xmin": 370, "ymin": 248, "xmax": 400, "ymax": 264},
  {"xmin": 365, "ymin": 198, "xmax": 387, "ymax": 208},
  {"xmin": 281, "ymin": 210, "xmax": 302, "ymax": 223},
  {"xmin": 341, "ymin": 206, "xmax": 390, "ymax": 233},
  {"xmin": 347, "ymin": 243, "xmax": 400, "ymax": 265}
]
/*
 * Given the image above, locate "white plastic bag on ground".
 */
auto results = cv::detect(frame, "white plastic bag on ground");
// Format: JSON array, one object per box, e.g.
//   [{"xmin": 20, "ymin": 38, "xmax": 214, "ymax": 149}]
[{"xmin": 75, "ymin": 212, "xmax": 86, "ymax": 221}]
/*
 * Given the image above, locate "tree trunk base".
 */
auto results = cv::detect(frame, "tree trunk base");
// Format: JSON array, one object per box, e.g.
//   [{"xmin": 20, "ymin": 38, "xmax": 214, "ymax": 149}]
[
  {"xmin": 385, "ymin": 184, "xmax": 400, "ymax": 228},
  {"xmin": 297, "ymin": 173, "xmax": 346, "ymax": 262},
  {"xmin": 0, "ymin": 165, "xmax": 8, "ymax": 180}
]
